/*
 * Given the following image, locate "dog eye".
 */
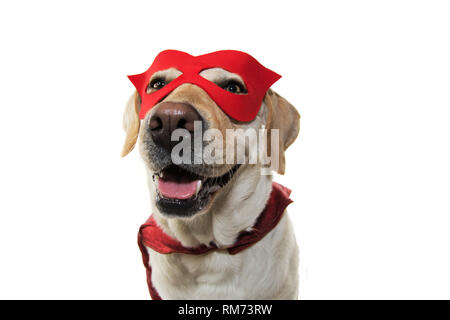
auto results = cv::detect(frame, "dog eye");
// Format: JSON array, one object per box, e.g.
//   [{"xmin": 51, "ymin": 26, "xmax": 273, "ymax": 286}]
[
  {"xmin": 221, "ymin": 80, "xmax": 247, "ymax": 94},
  {"xmin": 148, "ymin": 78, "xmax": 166, "ymax": 91}
]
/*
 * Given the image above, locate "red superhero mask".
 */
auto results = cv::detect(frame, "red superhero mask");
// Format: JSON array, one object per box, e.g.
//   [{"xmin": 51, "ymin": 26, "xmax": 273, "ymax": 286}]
[{"xmin": 128, "ymin": 50, "xmax": 281, "ymax": 122}]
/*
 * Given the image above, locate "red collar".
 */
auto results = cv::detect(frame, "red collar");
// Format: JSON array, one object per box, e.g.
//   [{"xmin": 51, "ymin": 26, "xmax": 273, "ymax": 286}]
[{"xmin": 137, "ymin": 182, "xmax": 293, "ymax": 300}]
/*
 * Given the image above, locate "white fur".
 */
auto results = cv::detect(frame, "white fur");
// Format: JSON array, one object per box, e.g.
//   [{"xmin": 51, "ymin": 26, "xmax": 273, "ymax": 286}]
[
  {"xmin": 128, "ymin": 67, "xmax": 300, "ymax": 299},
  {"xmin": 146, "ymin": 165, "xmax": 299, "ymax": 299}
]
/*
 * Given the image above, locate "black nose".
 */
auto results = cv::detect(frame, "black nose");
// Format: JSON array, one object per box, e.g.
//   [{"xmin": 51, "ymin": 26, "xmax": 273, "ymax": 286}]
[{"xmin": 149, "ymin": 102, "xmax": 202, "ymax": 151}]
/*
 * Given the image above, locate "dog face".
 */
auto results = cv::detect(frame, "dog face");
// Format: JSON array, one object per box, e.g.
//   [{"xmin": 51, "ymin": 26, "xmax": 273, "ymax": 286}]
[{"xmin": 122, "ymin": 67, "xmax": 300, "ymax": 219}]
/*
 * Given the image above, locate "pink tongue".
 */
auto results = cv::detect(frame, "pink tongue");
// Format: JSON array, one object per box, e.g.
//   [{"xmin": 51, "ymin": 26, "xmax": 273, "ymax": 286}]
[{"xmin": 158, "ymin": 179, "xmax": 199, "ymax": 200}]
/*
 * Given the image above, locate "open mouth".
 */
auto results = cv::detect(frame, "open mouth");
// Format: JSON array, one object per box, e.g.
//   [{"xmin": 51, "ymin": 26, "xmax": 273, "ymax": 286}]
[{"xmin": 153, "ymin": 164, "xmax": 240, "ymax": 217}]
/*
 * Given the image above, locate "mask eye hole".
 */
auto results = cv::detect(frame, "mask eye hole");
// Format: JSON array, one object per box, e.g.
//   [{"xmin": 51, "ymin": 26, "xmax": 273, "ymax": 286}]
[
  {"xmin": 146, "ymin": 68, "xmax": 182, "ymax": 94},
  {"xmin": 148, "ymin": 78, "xmax": 166, "ymax": 91},
  {"xmin": 199, "ymin": 68, "xmax": 248, "ymax": 95},
  {"xmin": 221, "ymin": 80, "xmax": 247, "ymax": 94}
]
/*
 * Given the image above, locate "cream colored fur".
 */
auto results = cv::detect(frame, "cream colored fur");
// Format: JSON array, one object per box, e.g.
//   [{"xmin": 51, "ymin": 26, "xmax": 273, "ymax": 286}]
[
  {"xmin": 122, "ymin": 67, "xmax": 300, "ymax": 299},
  {"xmin": 148, "ymin": 166, "xmax": 299, "ymax": 299}
]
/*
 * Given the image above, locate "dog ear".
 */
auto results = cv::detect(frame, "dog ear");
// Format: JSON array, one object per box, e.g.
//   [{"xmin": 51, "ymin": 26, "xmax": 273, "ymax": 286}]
[
  {"xmin": 121, "ymin": 91, "xmax": 141, "ymax": 157},
  {"xmin": 264, "ymin": 89, "xmax": 300, "ymax": 175}
]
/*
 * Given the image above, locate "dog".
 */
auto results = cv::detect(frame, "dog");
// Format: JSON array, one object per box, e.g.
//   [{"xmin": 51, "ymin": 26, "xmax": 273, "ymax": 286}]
[{"xmin": 121, "ymin": 56, "xmax": 300, "ymax": 299}]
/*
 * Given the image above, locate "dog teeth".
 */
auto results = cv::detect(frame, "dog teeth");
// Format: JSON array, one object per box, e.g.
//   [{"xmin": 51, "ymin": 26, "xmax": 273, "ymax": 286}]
[{"xmin": 195, "ymin": 180, "xmax": 202, "ymax": 196}]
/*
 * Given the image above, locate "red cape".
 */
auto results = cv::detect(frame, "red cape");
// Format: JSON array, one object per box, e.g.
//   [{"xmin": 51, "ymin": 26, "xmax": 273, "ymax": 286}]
[{"xmin": 137, "ymin": 182, "xmax": 293, "ymax": 300}]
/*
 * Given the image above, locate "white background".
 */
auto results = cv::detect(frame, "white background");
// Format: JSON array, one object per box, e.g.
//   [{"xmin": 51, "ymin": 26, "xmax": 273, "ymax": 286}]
[{"xmin": 0, "ymin": 0, "xmax": 449, "ymax": 299}]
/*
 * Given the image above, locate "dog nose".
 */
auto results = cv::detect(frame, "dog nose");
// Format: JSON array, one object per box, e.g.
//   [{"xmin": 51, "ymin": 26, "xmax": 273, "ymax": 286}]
[{"xmin": 149, "ymin": 102, "xmax": 202, "ymax": 151}]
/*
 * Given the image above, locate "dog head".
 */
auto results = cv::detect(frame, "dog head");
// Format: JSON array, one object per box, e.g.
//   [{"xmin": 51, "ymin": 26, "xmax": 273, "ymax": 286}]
[{"xmin": 122, "ymin": 53, "xmax": 300, "ymax": 219}]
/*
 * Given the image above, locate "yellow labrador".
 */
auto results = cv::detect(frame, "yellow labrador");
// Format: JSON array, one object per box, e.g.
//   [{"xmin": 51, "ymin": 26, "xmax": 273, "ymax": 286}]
[{"xmin": 122, "ymin": 66, "xmax": 300, "ymax": 299}]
